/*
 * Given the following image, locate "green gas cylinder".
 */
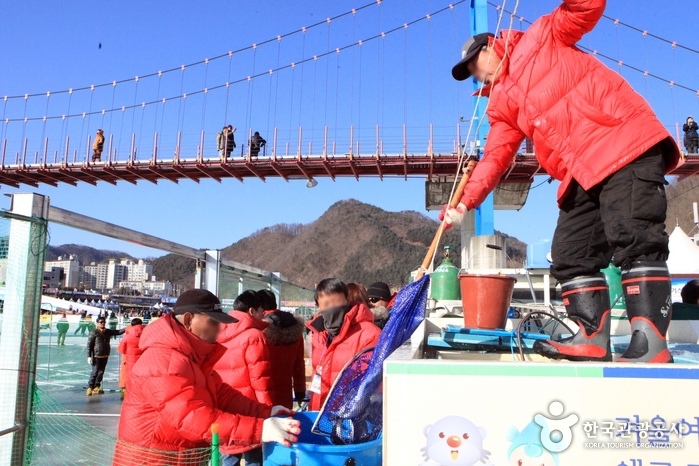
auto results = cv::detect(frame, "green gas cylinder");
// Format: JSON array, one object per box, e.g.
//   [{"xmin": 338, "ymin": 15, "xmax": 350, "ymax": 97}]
[
  {"xmin": 430, "ymin": 246, "xmax": 462, "ymax": 301},
  {"xmin": 601, "ymin": 263, "xmax": 626, "ymax": 311}
]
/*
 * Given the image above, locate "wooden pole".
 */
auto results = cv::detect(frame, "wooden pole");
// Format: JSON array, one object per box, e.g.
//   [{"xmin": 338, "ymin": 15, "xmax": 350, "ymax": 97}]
[{"xmin": 416, "ymin": 159, "xmax": 477, "ymax": 280}]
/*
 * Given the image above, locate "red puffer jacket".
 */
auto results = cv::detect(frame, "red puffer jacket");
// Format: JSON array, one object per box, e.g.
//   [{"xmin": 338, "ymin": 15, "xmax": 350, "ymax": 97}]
[
  {"xmin": 117, "ymin": 324, "xmax": 144, "ymax": 389},
  {"xmin": 306, "ymin": 302, "xmax": 381, "ymax": 411},
  {"xmin": 115, "ymin": 313, "xmax": 271, "ymax": 465},
  {"xmin": 264, "ymin": 315, "xmax": 307, "ymax": 409},
  {"xmin": 459, "ymin": 0, "xmax": 680, "ymax": 210},
  {"xmin": 213, "ymin": 311, "xmax": 273, "ymax": 455}
]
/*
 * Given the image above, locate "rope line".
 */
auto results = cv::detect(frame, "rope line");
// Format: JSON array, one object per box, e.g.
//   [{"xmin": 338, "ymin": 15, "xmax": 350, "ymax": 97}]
[
  {"xmin": 485, "ymin": 2, "xmax": 699, "ymax": 96},
  {"xmin": 429, "ymin": 0, "xmax": 520, "ymax": 271},
  {"xmin": 0, "ymin": 1, "xmax": 474, "ymax": 127},
  {"xmin": 0, "ymin": 1, "xmax": 383, "ymax": 101},
  {"xmin": 601, "ymin": 14, "xmax": 699, "ymax": 57}
]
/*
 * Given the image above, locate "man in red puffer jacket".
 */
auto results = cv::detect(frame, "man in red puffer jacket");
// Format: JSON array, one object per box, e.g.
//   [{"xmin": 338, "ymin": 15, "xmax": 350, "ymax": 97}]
[
  {"xmin": 214, "ymin": 290, "xmax": 272, "ymax": 466},
  {"xmin": 442, "ymin": 0, "xmax": 681, "ymax": 364},
  {"xmin": 115, "ymin": 289, "xmax": 300, "ymax": 466},
  {"xmin": 306, "ymin": 278, "xmax": 381, "ymax": 411}
]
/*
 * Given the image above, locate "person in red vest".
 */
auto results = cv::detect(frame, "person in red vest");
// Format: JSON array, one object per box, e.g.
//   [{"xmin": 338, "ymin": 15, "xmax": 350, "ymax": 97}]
[
  {"xmin": 117, "ymin": 318, "xmax": 144, "ymax": 397},
  {"xmin": 443, "ymin": 0, "xmax": 680, "ymax": 364},
  {"xmin": 214, "ymin": 290, "xmax": 272, "ymax": 466},
  {"xmin": 306, "ymin": 279, "xmax": 380, "ymax": 411}
]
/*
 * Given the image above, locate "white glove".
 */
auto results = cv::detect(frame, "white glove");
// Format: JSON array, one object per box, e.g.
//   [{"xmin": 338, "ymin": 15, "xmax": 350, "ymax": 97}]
[
  {"xmin": 271, "ymin": 405, "xmax": 295, "ymax": 417},
  {"xmin": 87, "ymin": 357, "xmax": 93, "ymax": 365},
  {"xmin": 261, "ymin": 417, "xmax": 301, "ymax": 447},
  {"xmin": 439, "ymin": 202, "xmax": 467, "ymax": 230}
]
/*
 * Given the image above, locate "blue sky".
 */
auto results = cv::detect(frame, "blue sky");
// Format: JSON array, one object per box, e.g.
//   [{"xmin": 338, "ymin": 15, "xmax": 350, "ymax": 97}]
[{"xmin": 1, "ymin": 0, "xmax": 697, "ymax": 259}]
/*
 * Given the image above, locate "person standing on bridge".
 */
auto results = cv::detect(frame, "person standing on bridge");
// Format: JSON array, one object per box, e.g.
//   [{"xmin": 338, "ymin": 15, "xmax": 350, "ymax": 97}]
[
  {"xmin": 92, "ymin": 129, "xmax": 104, "ymax": 163},
  {"xmin": 683, "ymin": 116, "xmax": 699, "ymax": 154},
  {"xmin": 249, "ymin": 131, "xmax": 266, "ymax": 158},
  {"xmin": 226, "ymin": 125, "xmax": 237, "ymax": 159},
  {"xmin": 443, "ymin": 0, "xmax": 680, "ymax": 364}
]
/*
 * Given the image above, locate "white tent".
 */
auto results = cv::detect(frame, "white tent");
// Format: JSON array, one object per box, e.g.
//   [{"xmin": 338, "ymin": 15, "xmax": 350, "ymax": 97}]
[{"xmin": 667, "ymin": 226, "xmax": 699, "ymax": 274}]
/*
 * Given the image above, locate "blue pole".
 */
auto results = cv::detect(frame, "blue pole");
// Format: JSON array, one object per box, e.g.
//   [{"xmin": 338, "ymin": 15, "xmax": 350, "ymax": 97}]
[{"xmin": 470, "ymin": 0, "xmax": 495, "ymax": 236}]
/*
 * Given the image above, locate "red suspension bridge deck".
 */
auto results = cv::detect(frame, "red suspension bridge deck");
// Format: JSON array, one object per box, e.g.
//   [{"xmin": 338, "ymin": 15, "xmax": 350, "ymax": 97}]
[
  {"xmin": 1, "ymin": 149, "xmax": 698, "ymax": 188},
  {"xmin": 1, "ymin": 129, "xmax": 698, "ymax": 188}
]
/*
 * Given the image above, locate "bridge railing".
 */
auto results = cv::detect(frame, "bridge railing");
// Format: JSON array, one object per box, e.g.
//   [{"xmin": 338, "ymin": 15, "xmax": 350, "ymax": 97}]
[{"xmin": 0, "ymin": 123, "xmax": 494, "ymax": 168}]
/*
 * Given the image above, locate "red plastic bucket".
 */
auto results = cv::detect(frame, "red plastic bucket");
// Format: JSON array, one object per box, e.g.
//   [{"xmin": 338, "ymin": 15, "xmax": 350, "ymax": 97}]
[{"xmin": 459, "ymin": 274, "xmax": 516, "ymax": 329}]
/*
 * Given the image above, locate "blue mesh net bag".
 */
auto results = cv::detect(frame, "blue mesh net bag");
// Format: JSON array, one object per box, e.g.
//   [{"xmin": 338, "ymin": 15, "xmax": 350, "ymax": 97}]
[{"xmin": 312, "ymin": 275, "xmax": 430, "ymax": 444}]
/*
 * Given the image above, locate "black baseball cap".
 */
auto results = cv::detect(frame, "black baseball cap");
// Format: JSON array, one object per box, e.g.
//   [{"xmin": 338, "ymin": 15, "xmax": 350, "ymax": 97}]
[
  {"xmin": 452, "ymin": 32, "xmax": 494, "ymax": 81},
  {"xmin": 174, "ymin": 289, "xmax": 237, "ymax": 324}
]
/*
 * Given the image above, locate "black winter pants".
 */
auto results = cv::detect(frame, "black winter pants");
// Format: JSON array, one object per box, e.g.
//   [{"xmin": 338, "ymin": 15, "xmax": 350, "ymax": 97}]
[
  {"xmin": 88, "ymin": 357, "xmax": 109, "ymax": 388},
  {"xmin": 550, "ymin": 141, "xmax": 671, "ymax": 282},
  {"xmin": 686, "ymin": 139, "xmax": 698, "ymax": 154}
]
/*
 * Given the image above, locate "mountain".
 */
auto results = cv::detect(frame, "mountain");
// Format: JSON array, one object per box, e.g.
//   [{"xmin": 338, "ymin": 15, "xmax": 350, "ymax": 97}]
[
  {"xmin": 46, "ymin": 244, "xmax": 133, "ymax": 264},
  {"xmin": 221, "ymin": 199, "xmax": 527, "ymax": 289},
  {"xmin": 149, "ymin": 254, "xmax": 197, "ymax": 290}
]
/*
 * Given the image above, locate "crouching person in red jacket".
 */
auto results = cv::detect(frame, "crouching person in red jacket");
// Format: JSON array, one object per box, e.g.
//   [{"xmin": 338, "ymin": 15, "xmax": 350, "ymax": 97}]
[
  {"xmin": 306, "ymin": 279, "xmax": 381, "ymax": 411},
  {"xmin": 444, "ymin": 0, "xmax": 680, "ymax": 363},
  {"xmin": 115, "ymin": 289, "xmax": 300, "ymax": 465}
]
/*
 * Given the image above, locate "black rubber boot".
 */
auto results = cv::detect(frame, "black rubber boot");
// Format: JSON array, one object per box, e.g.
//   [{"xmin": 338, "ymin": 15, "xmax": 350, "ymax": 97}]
[
  {"xmin": 533, "ymin": 274, "xmax": 612, "ymax": 362},
  {"xmin": 618, "ymin": 261, "xmax": 673, "ymax": 363}
]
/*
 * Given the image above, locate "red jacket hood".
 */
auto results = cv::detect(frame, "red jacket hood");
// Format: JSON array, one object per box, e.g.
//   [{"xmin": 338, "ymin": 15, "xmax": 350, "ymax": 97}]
[
  {"xmin": 217, "ymin": 310, "xmax": 269, "ymax": 345},
  {"xmin": 471, "ymin": 29, "xmax": 525, "ymax": 98},
  {"xmin": 306, "ymin": 301, "xmax": 375, "ymax": 336},
  {"xmin": 127, "ymin": 324, "xmax": 144, "ymax": 339},
  {"xmin": 139, "ymin": 313, "xmax": 226, "ymax": 368}
]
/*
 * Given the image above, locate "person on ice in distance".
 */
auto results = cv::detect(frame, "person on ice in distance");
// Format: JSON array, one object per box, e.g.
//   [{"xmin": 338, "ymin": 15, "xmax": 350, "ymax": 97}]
[
  {"xmin": 115, "ymin": 289, "xmax": 300, "ymax": 464},
  {"xmin": 442, "ymin": 0, "xmax": 680, "ymax": 363},
  {"xmin": 117, "ymin": 317, "xmax": 144, "ymax": 397},
  {"xmin": 86, "ymin": 315, "xmax": 125, "ymax": 395}
]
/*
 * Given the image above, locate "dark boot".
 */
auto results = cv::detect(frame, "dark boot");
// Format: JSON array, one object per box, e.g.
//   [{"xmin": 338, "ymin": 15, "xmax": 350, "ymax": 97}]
[
  {"xmin": 618, "ymin": 261, "xmax": 673, "ymax": 363},
  {"xmin": 533, "ymin": 274, "xmax": 612, "ymax": 362}
]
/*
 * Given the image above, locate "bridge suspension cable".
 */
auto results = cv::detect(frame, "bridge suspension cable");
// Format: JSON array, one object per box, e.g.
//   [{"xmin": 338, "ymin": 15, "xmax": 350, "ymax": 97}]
[
  {"xmin": 487, "ymin": 2, "xmax": 699, "ymax": 97},
  {"xmin": 3, "ymin": 0, "xmax": 472, "ymax": 124},
  {"xmin": 1, "ymin": 0, "xmax": 383, "ymax": 102}
]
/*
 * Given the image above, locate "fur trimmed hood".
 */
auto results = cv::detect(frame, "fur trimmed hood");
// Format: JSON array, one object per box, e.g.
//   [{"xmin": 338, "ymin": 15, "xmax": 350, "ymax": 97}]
[
  {"xmin": 371, "ymin": 305, "xmax": 390, "ymax": 323},
  {"xmin": 264, "ymin": 315, "xmax": 305, "ymax": 346}
]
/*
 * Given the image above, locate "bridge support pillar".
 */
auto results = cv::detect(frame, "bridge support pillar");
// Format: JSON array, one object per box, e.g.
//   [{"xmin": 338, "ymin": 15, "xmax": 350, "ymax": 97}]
[{"xmin": 0, "ymin": 193, "xmax": 49, "ymax": 465}]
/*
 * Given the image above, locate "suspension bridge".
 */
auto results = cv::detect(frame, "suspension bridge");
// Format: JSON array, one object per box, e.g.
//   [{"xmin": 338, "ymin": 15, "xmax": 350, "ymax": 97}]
[{"xmin": 2, "ymin": 0, "xmax": 699, "ymax": 191}]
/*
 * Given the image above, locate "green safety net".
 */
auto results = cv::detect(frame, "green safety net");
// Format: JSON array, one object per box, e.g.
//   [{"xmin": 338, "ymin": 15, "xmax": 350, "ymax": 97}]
[{"xmin": 28, "ymin": 385, "xmax": 213, "ymax": 466}]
